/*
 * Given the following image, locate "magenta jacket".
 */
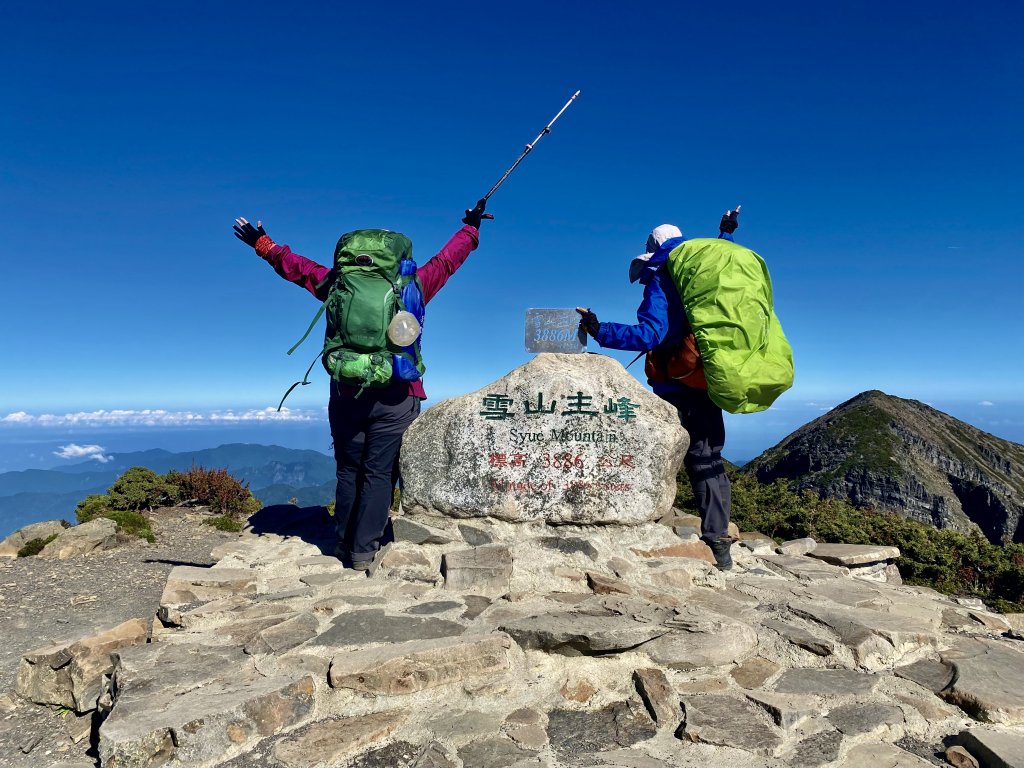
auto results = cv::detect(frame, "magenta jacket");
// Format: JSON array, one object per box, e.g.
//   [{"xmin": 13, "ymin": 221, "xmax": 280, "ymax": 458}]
[{"xmin": 256, "ymin": 225, "xmax": 480, "ymax": 399}]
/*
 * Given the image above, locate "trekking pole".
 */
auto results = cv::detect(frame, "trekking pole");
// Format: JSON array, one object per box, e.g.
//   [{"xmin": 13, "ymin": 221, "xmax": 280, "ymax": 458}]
[{"xmin": 482, "ymin": 90, "xmax": 581, "ymax": 201}]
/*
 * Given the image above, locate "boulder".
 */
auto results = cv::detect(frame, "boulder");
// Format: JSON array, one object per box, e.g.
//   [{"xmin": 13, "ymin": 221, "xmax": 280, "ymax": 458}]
[
  {"xmin": 16, "ymin": 618, "xmax": 148, "ymax": 712},
  {"xmin": 38, "ymin": 518, "xmax": 117, "ymax": 559},
  {"xmin": 0, "ymin": 520, "xmax": 67, "ymax": 558},
  {"xmin": 400, "ymin": 353, "xmax": 687, "ymax": 525}
]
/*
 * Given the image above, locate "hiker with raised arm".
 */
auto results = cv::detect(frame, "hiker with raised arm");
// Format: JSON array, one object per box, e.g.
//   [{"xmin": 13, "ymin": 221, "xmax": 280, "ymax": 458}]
[
  {"xmin": 233, "ymin": 200, "xmax": 493, "ymax": 571},
  {"xmin": 577, "ymin": 208, "xmax": 794, "ymax": 571}
]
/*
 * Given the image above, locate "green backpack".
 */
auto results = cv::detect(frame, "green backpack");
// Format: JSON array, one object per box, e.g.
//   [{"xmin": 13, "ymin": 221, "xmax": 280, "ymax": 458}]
[
  {"xmin": 665, "ymin": 238, "xmax": 794, "ymax": 414},
  {"xmin": 280, "ymin": 229, "xmax": 426, "ymax": 408}
]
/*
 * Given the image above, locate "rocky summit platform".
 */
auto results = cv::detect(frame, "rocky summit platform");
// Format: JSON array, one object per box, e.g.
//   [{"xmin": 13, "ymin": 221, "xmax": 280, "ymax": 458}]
[{"xmin": 11, "ymin": 500, "xmax": 1024, "ymax": 768}]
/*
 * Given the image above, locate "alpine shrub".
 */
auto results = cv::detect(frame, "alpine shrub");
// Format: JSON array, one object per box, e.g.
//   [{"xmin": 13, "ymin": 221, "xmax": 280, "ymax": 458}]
[
  {"xmin": 17, "ymin": 534, "xmax": 58, "ymax": 557},
  {"xmin": 107, "ymin": 467, "xmax": 180, "ymax": 512},
  {"xmin": 166, "ymin": 465, "xmax": 261, "ymax": 519}
]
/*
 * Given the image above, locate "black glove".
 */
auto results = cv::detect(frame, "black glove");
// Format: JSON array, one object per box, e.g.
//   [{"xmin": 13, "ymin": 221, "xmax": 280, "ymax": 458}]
[
  {"xmin": 575, "ymin": 307, "xmax": 600, "ymax": 339},
  {"xmin": 233, "ymin": 217, "xmax": 267, "ymax": 247},
  {"xmin": 719, "ymin": 207, "xmax": 740, "ymax": 235},
  {"xmin": 462, "ymin": 198, "xmax": 495, "ymax": 229}
]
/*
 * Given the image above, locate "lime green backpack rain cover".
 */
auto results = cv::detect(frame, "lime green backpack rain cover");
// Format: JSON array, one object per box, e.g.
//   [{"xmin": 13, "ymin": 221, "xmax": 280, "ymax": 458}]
[{"xmin": 666, "ymin": 238, "xmax": 794, "ymax": 414}]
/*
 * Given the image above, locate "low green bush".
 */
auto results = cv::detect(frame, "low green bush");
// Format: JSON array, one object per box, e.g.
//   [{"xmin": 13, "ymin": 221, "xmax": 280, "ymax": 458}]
[
  {"xmin": 205, "ymin": 515, "xmax": 244, "ymax": 532},
  {"xmin": 166, "ymin": 465, "xmax": 261, "ymax": 519},
  {"xmin": 17, "ymin": 534, "xmax": 58, "ymax": 557},
  {"xmin": 104, "ymin": 510, "xmax": 156, "ymax": 543}
]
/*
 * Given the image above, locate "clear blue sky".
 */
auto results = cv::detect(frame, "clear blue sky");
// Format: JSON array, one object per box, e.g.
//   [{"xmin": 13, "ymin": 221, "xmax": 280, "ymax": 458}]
[{"xmin": 2, "ymin": 1, "xmax": 1022, "ymax": 461}]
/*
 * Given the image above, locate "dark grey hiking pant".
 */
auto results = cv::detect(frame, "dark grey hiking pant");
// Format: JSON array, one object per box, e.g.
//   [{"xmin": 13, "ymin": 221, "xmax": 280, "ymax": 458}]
[
  {"xmin": 328, "ymin": 384, "xmax": 421, "ymax": 561},
  {"xmin": 659, "ymin": 386, "xmax": 732, "ymax": 541}
]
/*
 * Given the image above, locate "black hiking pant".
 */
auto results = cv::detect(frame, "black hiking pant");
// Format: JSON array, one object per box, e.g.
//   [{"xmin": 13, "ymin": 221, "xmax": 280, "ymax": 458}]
[
  {"xmin": 659, "ymin": 386, "xmax": 732, "ymax": 541},
  {"xmin": 328, "ymin": 383, "xmax": 421, "ymax": 561}
]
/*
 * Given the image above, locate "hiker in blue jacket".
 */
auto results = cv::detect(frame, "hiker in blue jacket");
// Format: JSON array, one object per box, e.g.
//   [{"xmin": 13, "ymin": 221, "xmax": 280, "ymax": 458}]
[{"xmin": 576, "ymin": 209, "xmax": 740, "ymax": 570}]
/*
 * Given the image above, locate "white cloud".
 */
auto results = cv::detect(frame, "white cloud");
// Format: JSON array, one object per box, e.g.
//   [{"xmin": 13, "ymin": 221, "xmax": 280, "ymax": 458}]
[
  {"xmin": 1, "ymin": 411, "xmax": 34, "ymax": 423},
  {"xmin": 1, "ymin": 407, "xmax": 324, "ymax": 428},
  {"xmin": 979, "ymin": 400, "xmax": 995, "ymax": 407},
  {"xmin": 53, "ymin": 444, "xmax": 113, "ymax": 463}
]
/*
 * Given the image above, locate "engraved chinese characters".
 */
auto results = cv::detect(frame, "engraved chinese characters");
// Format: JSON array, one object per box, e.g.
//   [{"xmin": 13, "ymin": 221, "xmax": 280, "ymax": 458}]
[{"xmin": 400, "ymin": 353, "xmax": 688, "ymax": 525}]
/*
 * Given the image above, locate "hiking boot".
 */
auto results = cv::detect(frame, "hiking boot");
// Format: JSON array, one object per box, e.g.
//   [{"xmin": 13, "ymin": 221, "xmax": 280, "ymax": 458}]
[{"xmin": 704, "ymin": 536, "xmax": 734, "ymax": 571}]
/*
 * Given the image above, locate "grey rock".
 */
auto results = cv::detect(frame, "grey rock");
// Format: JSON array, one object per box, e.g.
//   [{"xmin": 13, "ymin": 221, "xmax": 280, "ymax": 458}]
[
  {"xmin": 958, "ymin": 727, "xmax": 1024, "ymax": 768},
  {"xmin": 744, "ymin": 690, "xmax": 818, "ymax": 730},
  {"xmin": 270, "ymin": 711, "xmax": 406, "ymax": 767},
  {"xmin": 941, "ymin": 639, "xmax": 1024, "ymax": 724},
  {"xmin": 461, "ymin": 595, "xmax": 493, "ymax": 620},
  {"xmin": 773, "ymin": 668, "xmax": 882, "ymax": 697},
  {"xmin": 393, "ymin": 517, "xmax": 455, "ymax": 546},
  {"xmin": 807, "ymin": 542, "xmax": 900, "ymax": 566},
  {"xmin": 458, "ymin": 523, "xmax": 495, "ymax": 546},
  {"xmin": 412, "ymin": 742, "xmax": 460, "ymax": 768},
  {"xmin": 458, "ymin": 735, "xmax": 536, "ymax": 768},
  {"xmin": 400, "ymin": 353, "xmax": 688, "ymax": 525},
  {"xmin": 38, "ymin": 518, "xmax": 117, "ymax": 560},
  {"xmin": 407, "ymin": 600, "xmax": 464, "ymax": 615},
  {"xmin": 0, "ymin": 519, "xmax": 67, "ymax": 557},
  {"xmin": 840, "ymin": 743, "xmax": 936, "ymax": 767},
  {"xmin": 779, "ymin": 727, "xmax": 843, "ymax": 768},
  {"xmin": 894, "ymin": 657, "xmax": 955, "ymax": 692},
  {"xmin": 537, "ymin": 535, "xmax": 599, "ymax": 559},
  {"xmin": 731, "ymin": 656, "xmax": 781, "ymax": 689},
  {"xmin": 442, "ymin": 545, "xmax": 512, "ymax": 596},
  {"xmin": 244, "ymin": 612, "xmax": 319, "ymax": 655},
  {"xmin": 760, "ymin": 554, "xmax": 848, "ymax": 581},
  {"xmin": 632, "ymin": 667, "xmax": 680, "ymax": 728},
  {"xmin": 328, "ymin": 633, "xmax": 515, "ymax": 695},
  {"xmin": 428, "ymin": 709, "xmax": 501, "ymax": 747},
  {"xmin": 499, "ymin": 610, "xmax": 669, "ymax": 655},
  {"xmin": 762, "ymin": 618, "xmax": 835, "ymax": 656},
  {"xmin": 640, "ymin": 609, "xmax": 759, "ymax": 669},
  {"xmin": 547, "ymin": 700, "xmax": 657, "ymax": 757},
  {"xmin": 826, "ymin": 701, "xmax": 906, "ymax": 738},
  {"xmin": 309, "ymin": 609, "xmax": 465, "ymax": 647},
  {"xmin": 587, "ymin": 751, "xmax": 675, "ymax": 768},
  {"xmin": 777, "ymin": 537, "xmax": 817, "ymax": 556},
  {"xmin": 790, "ymin": 601, "xmax": 939, "ymax": 669},
  {"xmin": 739, "ymin": 538, "xmax": 774, "ymax": 555},
  {"xmin": 678, "ymin": 693, "xmax": 783, "ymax": 755},
  {"xmin": 99, "ymin": 643, "xmax": 315, "ymax": 767},
  {"xmin": 299, "ymin": 572, "xmax": 341, "ymax": 587},
  {"xmin": 16, "ymin": 617, "xmax": 148, "ymax": 712},
  {"xmin": 160, "ymin": 564, "xmax": 257, "ymax": 608}
]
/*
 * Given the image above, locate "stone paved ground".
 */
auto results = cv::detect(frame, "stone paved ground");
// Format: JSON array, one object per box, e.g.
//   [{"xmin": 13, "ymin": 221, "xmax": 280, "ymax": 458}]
[{"xmin": 4, "ymin": 504, "xmax": 1024, "ymax": 767}]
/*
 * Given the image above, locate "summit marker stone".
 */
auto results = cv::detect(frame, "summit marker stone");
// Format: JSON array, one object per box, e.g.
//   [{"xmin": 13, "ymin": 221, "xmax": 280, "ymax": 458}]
[{"xmin": 400, "ymin": 353, "xmax": 687, "ymax": 525}]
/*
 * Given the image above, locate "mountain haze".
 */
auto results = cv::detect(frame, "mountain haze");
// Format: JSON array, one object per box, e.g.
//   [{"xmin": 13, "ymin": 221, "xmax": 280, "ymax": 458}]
[{"xmin": 745, "ymin": 391, "xmax": 1024, "ymax": 545}]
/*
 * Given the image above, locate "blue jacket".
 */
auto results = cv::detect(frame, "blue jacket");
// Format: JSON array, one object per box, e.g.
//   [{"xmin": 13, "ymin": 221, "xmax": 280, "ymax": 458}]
[{"xmin": 596, "ymin": 232, "xmax": 734, "ymax": 394}]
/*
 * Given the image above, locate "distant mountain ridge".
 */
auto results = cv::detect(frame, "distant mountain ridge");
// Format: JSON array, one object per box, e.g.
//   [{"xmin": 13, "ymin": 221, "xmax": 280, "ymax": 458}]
[
  {"xmin": 745, "ymin": 390, "xmax": 1024, "ymax": 545},
  {"xmin": 0, "ymin": 444, "xmax": 336, "ymax": 538}
]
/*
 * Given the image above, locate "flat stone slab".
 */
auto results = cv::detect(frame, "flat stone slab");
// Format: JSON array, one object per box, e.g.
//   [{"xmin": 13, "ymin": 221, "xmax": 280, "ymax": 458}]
[
  {"xmin": 959, "ymin": 727, "xmax": 1024, "ymax": 768},
  {"xmin": 790, "ymin": 602, "xmax": 939, "ymax": 669},
  {"xmin": 640, "ymin": 609, "xmax": 759, "ymax": 669},
  {"xmin": 773, "ymin": 668, "xmax": 882, "ymax": 697},
  {"xmin": 270, "ymin": 711, "xmax": 407, "ymax": 767},
  {"xmin": 807, "ymin": 543, "xmax": 900, "ymax": 566},
  {"xmin": 894, "ymin": 657, "xmax": 955, "ymax": 692},
  {"xmin": 442, "ymin": 545, "xmax": 513, "ymax": 597},
  {"xmin": 546, "ymin": 701, "xmax": 657, "ymax": 758},
  {"xmin": 744, "ymin": 691, "xmax": 819, "ymax": 730},
  {"xmin": 941, "ymin": 639, "xmax": 1024, "ymax": 724},
  {"xmin": 160, "ymin": 565, "xmax": 257, "ymax": 608},
  {"xmin": 826, "ymin": 701, "xmax": 905, "ymax": 739},
  {"xmin": 16, "ymin": 618, "xmax": 148, "ymax": 712},
  {"xmin": 679, "ymin": 693, "xmax": 784, "ymax": 755},
  {"xmin": 840, "ymin": 743, "xmax": 935, "ymax": 767},
  {"xmin": 328, "ymin": 633, "xmax": 515, "ymax": 695},
  {"xmin": 309, "ymin": 609, "xmax": 465, "ymax": 647},
  {"xmin": 392, "ymin": 517, "xmax": 455, "ymax": 546},
  {"xmin": 760, "ymin": 554, "xmax": 849, "ymax": 581},
  {"xmin": 731, "ymin": 657, "xmax": 781, "ymax": 689},
  {"xmin": 99, "ymin": 643, "xmax": 315, "ymax": 767},
  {"xmin": 498, "ymin": 610, "xmax": 669, "ymax": 655}
]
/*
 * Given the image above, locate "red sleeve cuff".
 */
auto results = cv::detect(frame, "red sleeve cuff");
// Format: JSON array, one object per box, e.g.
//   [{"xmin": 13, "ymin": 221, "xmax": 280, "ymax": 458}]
[{"xmin": 254, "ymin": 234, "xmax": 276, "ymax": 259}]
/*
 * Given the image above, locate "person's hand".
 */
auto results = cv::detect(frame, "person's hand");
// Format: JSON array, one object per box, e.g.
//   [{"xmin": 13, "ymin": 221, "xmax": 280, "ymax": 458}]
[
  {"xmin": 719, "ymin": 206, "xmax": 740, "ymax": 235},
  {"xmin": 575, "ymin": 307, "xmax": 600, "ymax": 339},
  {"xmin": 233, "ymin": 217, "xmax": 267, "ymax": 247},
  {"xmin": 462, "ymin": 198, "xmax": 495, "ymax": 229}
]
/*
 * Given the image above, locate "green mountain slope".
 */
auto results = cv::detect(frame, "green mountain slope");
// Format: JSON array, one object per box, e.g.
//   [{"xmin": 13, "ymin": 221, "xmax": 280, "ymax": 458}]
[{"xmin": 745, "ymin": 391, "xmax": 1024, "ymax": 544}]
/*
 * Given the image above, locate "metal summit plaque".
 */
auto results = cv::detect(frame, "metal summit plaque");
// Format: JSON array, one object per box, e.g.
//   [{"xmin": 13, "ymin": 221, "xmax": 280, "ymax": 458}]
[{"xmin": 525, "ymin": 308, "xmax": 587, "ymax": 354}]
